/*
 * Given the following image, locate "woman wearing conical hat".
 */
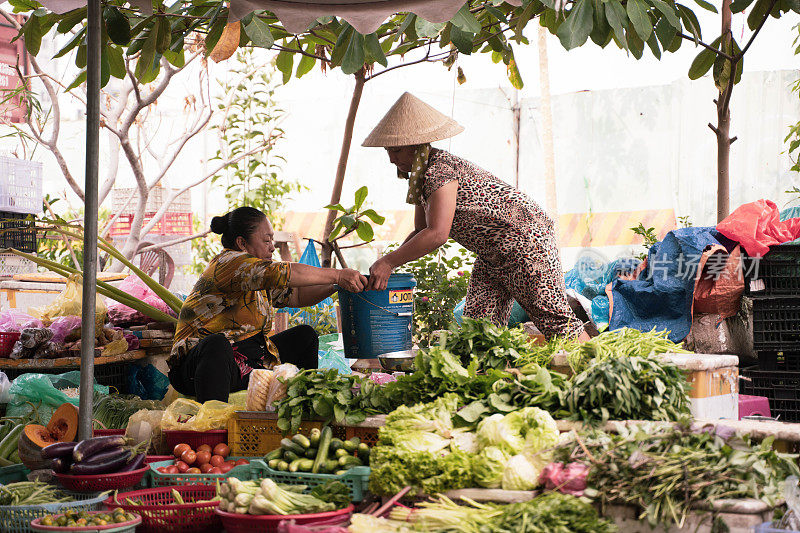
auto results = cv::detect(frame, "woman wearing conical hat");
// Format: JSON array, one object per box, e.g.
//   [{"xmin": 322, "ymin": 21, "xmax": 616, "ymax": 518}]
[{"xmin": 364, "ymin": 92, "xmax": 589, "ymax": 341}]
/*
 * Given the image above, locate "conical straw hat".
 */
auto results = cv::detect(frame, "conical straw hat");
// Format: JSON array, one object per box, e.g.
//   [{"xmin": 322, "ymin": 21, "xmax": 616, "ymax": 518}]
[{"xmin": 362, "ymin": 92, "xmax": 464, "ymax": 147}]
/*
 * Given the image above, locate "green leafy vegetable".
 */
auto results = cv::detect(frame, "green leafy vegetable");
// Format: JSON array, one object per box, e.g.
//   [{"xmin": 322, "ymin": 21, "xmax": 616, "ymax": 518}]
[
  {"xmin": 565, "ymin": 327, "xmax": 690, "ymax": 374},
  {"xmin": 473, "ymin": 446, "xmax": 511, "ymax": 488},
  {"xmin": 368, "ymin": 447, "xmax": 476, "ymax": 496},
  {"xmin": 309, "ymin": 480, "xmax": 351, "ymax": 510},
  {"xmin": 443, "ymin": 317, "xmax": 542, "ymax": 371},
  {"xmin": 475, "ymin": 407, "xmax": 559, "ymax": 456}
]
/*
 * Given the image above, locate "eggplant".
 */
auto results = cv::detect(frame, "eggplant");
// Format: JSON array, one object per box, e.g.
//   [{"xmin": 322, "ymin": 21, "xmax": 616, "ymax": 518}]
[
  {"xmin": 80, "ymin": 447, "xmax": 129, "ymax": 466},
  {"xmin": 70, "ymin": 451, "xmax": 130, "ymax": 475},
  {"xmin": 118, "ymin": 453, "xmax": 145, "ymax": 472},
  {"xmin": 73, "ymin": 436, "xmax": 127, "ymax": 462},
  {"xmin": 46, "ymin": 457, "xmax": 70, "ymax": 473},
  {"xmin": 41, "ymin": 441, "xmax": 77, "ymax": 460}
]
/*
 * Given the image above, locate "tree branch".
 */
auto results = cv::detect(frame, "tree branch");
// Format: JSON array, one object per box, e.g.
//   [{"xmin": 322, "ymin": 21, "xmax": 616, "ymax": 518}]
[{"xmin": 678, "ymin": 32, "xmax": 735, "ymax": 61}]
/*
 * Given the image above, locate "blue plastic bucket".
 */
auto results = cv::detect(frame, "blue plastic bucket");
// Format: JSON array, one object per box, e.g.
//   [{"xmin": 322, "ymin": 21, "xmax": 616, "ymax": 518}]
[{"xmin": 338, "ymin": 273, "xmax": 416, "ymax": 358}]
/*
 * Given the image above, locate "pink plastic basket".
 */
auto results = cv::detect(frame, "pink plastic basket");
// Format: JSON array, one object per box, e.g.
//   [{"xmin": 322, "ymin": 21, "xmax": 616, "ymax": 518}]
[
  {"xmin": 104, "ymin": 485, "xmax": 221, "ymax": 533},
  {"xmin": 144, "ymin": 455, "xmax": 173, "ymax": 464},
  {"xmin": 54, "ymin": 466, "xmax": 149, "ymax": 492},
  {"xmin": 215, "ymin": 505, "xmax": 355, "ymax": 533},
  {"xmin": 163, "ymin": 430, "xmax": 227, "ymax": 450},
  {"xmin": 92, "ymin": 429, "xmax": 126, "ymax": 438}
]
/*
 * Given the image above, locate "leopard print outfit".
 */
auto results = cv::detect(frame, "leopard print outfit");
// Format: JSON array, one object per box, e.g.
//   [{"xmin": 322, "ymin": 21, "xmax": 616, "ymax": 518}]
[{"xmin": 420, "ymin": 148, "xmax": 584, "ymax": 339}]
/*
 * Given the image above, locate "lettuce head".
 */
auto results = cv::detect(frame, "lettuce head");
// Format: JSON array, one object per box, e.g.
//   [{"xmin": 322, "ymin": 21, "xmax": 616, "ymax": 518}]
[
  {"xmin": 476, "ymin": 407, "xmax": 558, "ymax": 456},
  {"xmin": 474, "ymin": 446, "xmax": 511, "ymax": 488},
  {"xmin": 501, "ymin": 453, "xmax": 547, "ymax": 491}
]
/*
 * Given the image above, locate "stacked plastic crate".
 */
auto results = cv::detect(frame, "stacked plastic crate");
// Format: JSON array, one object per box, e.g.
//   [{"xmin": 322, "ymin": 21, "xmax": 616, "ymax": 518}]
[
  {"xmin": 739, "ymin": 244, "xmax": 800, "ymax": 421},
  {"xmin": 0, "ymin": 156, "xmax": 42, "ymax": 278}
]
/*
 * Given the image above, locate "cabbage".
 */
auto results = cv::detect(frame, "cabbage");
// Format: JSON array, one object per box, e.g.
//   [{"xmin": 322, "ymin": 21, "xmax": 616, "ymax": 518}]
[
  {"xmin": 380, "ymin": 429, "xmax": 452, "ymax": 454},
  {"xmin": 476, "ymin": 407, "xmax": 558, "ymax": 456},
  {"xmin": 385, "ymin": 393, "xmax": 459, "ymax": 435},
  {"xmin": 519, "ymin": 407, "xmax": 559, "ymax": 453},
  {"xmin": 501, "ymin": 453, "xmax": 546, "ymax": 491},
  {"xmin": 450, "ymin": 429, "xmax": 479, "ymax": 454},
  {"xmin": 476, "ymin": 413, "xmax": 525, "ymax": 454},
  {"xmin": 474, "ymin": 446, "xmax": 511, "ymax": 488}
]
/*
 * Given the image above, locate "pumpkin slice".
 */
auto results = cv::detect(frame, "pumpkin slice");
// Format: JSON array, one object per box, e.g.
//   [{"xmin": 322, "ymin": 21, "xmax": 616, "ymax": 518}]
[
  {"xmin": 46, "ymin": 403, "xmax": 79, "ymax": 442},
  {"xmin": 23, "ymin": 424, "xmax": 58, "ymax": 449}
]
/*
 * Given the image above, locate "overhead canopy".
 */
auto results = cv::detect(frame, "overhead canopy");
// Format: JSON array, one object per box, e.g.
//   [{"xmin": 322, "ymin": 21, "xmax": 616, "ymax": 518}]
[{"xmin": 39, "ymin": 0, "xmax": 520, "ymax": 35}]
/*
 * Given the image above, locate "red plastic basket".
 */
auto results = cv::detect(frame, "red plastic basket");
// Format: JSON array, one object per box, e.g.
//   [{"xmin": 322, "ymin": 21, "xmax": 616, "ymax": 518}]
[
  {"xmin": 54, "ymin": 466, "xmax": 149, "ymax": 492},
  {"xmin": 145, "ymin": 455, "xmax": 173, "ymax": 464},
  {"xmin": 92, "ymin": 429, "xmax": 126, "ymax": 437},
  {"xmin": 215, "ymin": 505, "xmax": 355, "ymax": 533},
  {"xmin": 163, "ymin": 430, "xmax": 227, "ymax": 450},
  {"xmin": 0, "ymin": 331, "xmax": 20, "ymax": 358},
  {"xmin": 104, "ymin": 485, "xmax": 221, "ymax": 533}
]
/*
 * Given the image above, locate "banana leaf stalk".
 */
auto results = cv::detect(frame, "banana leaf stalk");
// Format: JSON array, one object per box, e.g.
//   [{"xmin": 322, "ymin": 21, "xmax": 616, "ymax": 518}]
[
  {"xmin": 2, "ymin": 248, "xmax": 177, "ymax": 324},
  {"xmin": 36, "ymin": 223, "xmax": 183, "ymax": 313}
]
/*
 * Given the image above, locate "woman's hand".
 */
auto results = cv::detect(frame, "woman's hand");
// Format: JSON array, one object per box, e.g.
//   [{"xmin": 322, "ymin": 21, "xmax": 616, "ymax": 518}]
[
  {"xmin": 367, "ymin": 257, "xmax": 394, "ymax": 291},
  {"xmin": 337, "ymin": 269, "xmax": 368, "ymax": 293}
]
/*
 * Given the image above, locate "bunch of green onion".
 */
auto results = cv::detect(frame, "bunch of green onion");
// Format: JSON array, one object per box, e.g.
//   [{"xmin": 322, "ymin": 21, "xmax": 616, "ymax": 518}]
[{"xmin": 218, "ymin": 478, "xmax": 335, "ymax": 515}]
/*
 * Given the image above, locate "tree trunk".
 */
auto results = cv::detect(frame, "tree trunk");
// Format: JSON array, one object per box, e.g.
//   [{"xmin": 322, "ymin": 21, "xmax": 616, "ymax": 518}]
[
  {"xmin": 321, "ymin": 68, "xmax": 366, "ymax": 267},
  {"xmin": 716, "ymin": 0, "xmax": 733, "ymax": 223},
  {"xmin": 538, "ymin": 27, "xmax": 559, "ymax": 229}
]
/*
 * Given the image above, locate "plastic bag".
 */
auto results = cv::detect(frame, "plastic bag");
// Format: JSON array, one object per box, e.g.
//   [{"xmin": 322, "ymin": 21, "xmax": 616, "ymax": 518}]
[
  {"xmin": 49, "ymin": 316, "xmax": 82, "ymax": 344},
  {"xmin": 107, "ymin": 276, "xmax": 176, "ymax": 326},
  {"xmin": 717, "ymin": 199, "xmax": 800, "ymax": 256},
  {"xmin": 6, "ymin": 371, "xmax": 109, "ymax": 423},
  {"xmin": 0, "ymin": 310, "xmax": 43, "ymax": 332},
  {"xmin": 246, "ymin": 369, "xmax": 274, "ymax": 411},
  {"xmin": 266, "ymin": 363, "xmax": 299, "ymax": 407},
  {"xmin": 161, "ymin": 398, "xmax": 235, "ymax": 431},
  {"xmin": 127, "ymin": 364, "xmax": 171, "ymax": 401},
  {"xmin": 29, "ymin": 275, "xmax": 107, "ymax": 329},
  {"xmin": 280, "ymin": 242, "xmax": 337, "ymax": 324},
  {"xmin": 126, "ymin": 409, "xmax": 165, "ymax": 454},
  {"xmin": 0, "ymin": 371, "xmax": 10, "ymax": 403},
  {"xmin": 318, "ymin": 348, "xmax": 351, "ymax": 375}
]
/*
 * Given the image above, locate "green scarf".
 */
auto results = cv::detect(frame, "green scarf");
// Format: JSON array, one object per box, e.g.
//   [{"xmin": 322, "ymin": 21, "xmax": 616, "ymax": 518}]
[{"xmin": 398, "ymin": 144, "xmax": 431, "ymax": 205}]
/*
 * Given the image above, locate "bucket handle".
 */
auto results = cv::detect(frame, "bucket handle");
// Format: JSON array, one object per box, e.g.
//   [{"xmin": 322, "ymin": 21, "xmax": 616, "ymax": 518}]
[{"xmin": 353, "ymin": 293, "xmax": 412, "ymax": 318}]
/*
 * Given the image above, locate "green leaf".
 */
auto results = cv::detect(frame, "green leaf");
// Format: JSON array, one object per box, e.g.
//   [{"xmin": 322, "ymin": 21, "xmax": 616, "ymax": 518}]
[
  {"xmin": 155, "ymin": 16, "xmax": 171, "ymax": 54},
  {"xmin": 452, "ymin": 4, "xmax": 482, "ymax": 33},
  {"xmin": 645, "ymin": 30, "xmax": 661, "ymax": 59},
  {"xmin": 605, "ymin": 0, "xmax": 629, "ymax": 50},
  {"xmin": 330, "ymin": 25, "xmax": 353, "ymax": 66},
  {"xmin": 325, "ymin": 203, "xmax": 347, "ymax": 213},
  {"xmin": 66, "ymin": 69, "xmax": 86, "ymax": 91},
  {"xmin": 204, "ymin": 18, "xmax": 227, "ymax": 58},
  {"xmin": 746, "ymin": 0, "xmax": 772, "ymax": 29},
  {"xmin": 328, "ymin": 221, "xmax": 344, "ymax": 241},
  {"xmin": 450, "ymin": 25, "xmax": 475, "ymax": 54},
  {"xmin": 57, "ymin": 7, "xmax": 87, "ymax": 33},
  {"xmin": 356, "ymin": 220, "xmax": 374, "ymax": 242},
  {"xmin": 507, "ymin": 58, "xmax": 523, "ymax": 89},
  {"xmin": 626, "ymin": 0, "xmax": 653, "ymax": 42},
  {"xmin": 163, "ymin": 49, "xmax": 185, "ymax": 67},
  {"xmin": 557, "ymin": 0, "xmax": 594, "ymax": 49},
  {"xmin": 415, "ymin": 17, "xmax": 444, "ymax": 38},
  {"xmin": 275, "ymin": 50, "xmax": 294, "ymax": 84},
  {"xmin": 340, "ymin": 214, "xmax": 356, "ymax": 229},
  {"xmin": 106, "ymin": 45, "xmax": 125, "ymax": 79},
  {"xmin": 676, "ymin": 4, "xmax": 702, "ymax": 41},
  {"xmin": 687, "ymin": 36, "xmax": 720, "ymax": 79},
  {"xmin": 341, "ymin": 31, "xmax": 365, "ymax": 75},
  {"xmin": 135, "ymin": 26, "xmax": 158, "ymax": 80},
  {"xmin": 54, "ymin": 27, "xmax": 86, "ymax": 59},
  {"xmin": 76, "ymin": 44, "xmax": 87, "ymax": 69},
  {"xmin": 23, "ymin": 14, "xmax": 43, "ymax": 56},
  {"xmin": 730, "ymin": 0, "xmax": 756, "ymax": 12},
  {"xmin": 626, "ymin": 28, "xmax": 645, "ymax": 59},
  {"xmin": 296, "ymin": 46, "xmax": 316, "ymax": 77},
  {"xmin": 354, "ymin": 185, "xmax": 368, "ymax": 210},
  {"xmin": 649, "ymin": 0, "xmax": 681, "ymax": 29},
  {"xmin": 103, "ymin": 7, "xmax": 131, "ymax": 45},
  {"xmin": 360, "ymin": 209, "xmax": 385, "ymax": 225},
  {"xmin": 364, "ymin": 33, "xmax": 388, "ymax": 67},
  {"xmin": 694, "ymin": 0, "xmax": 719, "ymax": 11},
  {"xmin": 245, "ymin": 15, "xmax": 274, "ymax": 48},
  {"xmin": 590, "ymin": 1, "xmax": 612, "ymax": 47},
  {"xmin": 333, "ymin": 404, "xmax": 345, "ymax": 422},
  {"xmin": 654, "ymin": 17, "xmax": 678, "ymax": 49}
]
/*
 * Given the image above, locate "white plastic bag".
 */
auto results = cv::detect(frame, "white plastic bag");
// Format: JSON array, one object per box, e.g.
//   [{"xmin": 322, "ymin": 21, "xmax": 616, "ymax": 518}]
[
  {"xmin": 265, "ymin": 363, "xmax": 299, "ymax": 407},
  {"xmin": 0, "ymin": 372, "xmax": 11, "ymax": 404}
]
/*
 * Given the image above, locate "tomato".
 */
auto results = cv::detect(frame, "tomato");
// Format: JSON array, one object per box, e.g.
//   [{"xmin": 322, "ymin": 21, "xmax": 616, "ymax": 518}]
[
  {"xmin": 199, "ymin": 463, "xmax": 214, "ymax": 474},
  {"xmin": 197, "ymin": 444, "xmax": 213, "ymax": 454},
  {"xmin": 213, "ymin": 443, "xmax": 230, "ymax": 458},
  {"xmin": 196, "ymin": 451, "xmax": 212, "ymax": 466},
  {"xmin": 219, "ymin": 463, "xmax": 233, "ymax": 474},
  {"xmin": 187, "ymin": 467, "xmax": 202, "ymax": 474},
  {"xmin": 210, "ymin": 455, "xmax": 225, "ymax": 468},
  {"xmin": 173, "ymin": 443, "xmax": 191, "ymax": 458},
  {"xmin": 208, "ymin": 467, "xmax": 222, "ymax": 474},
  {"xmin": 156, "ymin": 467, "xmax": 168, "ymax": 473},
  {"xmin": 235, "ymin": 459, "xmax": 249, "ymax": 466},
  {"xmin": 180, "ymin": 450, "xmax": 197, "ymax": 466},
  {"xmin": 165, "ymin": 465, "xmax": 179, "ymax": 474},
  {"xmin": 175, "ymin": 461, "xmax": 189, "ymax": 473}
]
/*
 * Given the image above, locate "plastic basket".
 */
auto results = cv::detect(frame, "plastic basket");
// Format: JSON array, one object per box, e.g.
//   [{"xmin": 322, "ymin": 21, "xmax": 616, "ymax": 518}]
[
  {"xmin": 54, "ymin": 466, "xmax": 149, "ymax": 492},
  {"xmin": 109, "ymin": 212, "xmax": 192, "ymax": 237},
  {"xmin": 215, "ymin": 504, "xmax": 354, "ymax": 533},
  {"xmin": 111, "ymin": 187, "xmax": 191, "ymax": 214},
  {"xmin": 0, "ymin": 331, "xmax": 20, "ymax": 358},
  {"xmin": 148, "ymin": 458, "xmax": 254, "ymax": 487},
  {"xmin": 30, "ymin": 511, "xmax": 141, "ymax": 533},
  {"xmin": 344, "ymin": 426, "xmax": 380, "ymax": 447},
  {"xmin": 0, "ymin": 491, "xmax": 106, "ymax": 533},
  {"xmin": 752, "ymin": 297, "xmax": 800, "ymax": 352},
  {"xmin": 740, "ymin": 367, "xmax": 800, "ymax": 422},
  {"xmin": 1, "ymin": 361, "xmax": 130, "ymax": 391},
  {"xmin": 757, "ymin": 351, "xmax": 800, "ymax": 371},
  {"xmin": 162, "ymin": 430, "xmax": 227, "ymax": 451},
  {"xmin": 0, "ymin": 463, "xmax": 30, "ymax": 484},
  {"xmin": 0, "ymin": 211, "xmax": 37, "ymax": 252},
  {"xmin": 0, "ymin": 253, "xmax": 37, "ymax": 278},
  {"xmin": 745, "ymin": 244, "xmax": 800, "ymax": 296},
  {"xmin": 104, "ymin": 485, "xmax": 221, "ymax": 533},
  {"xmin": 227, "ymin": 414, "xmax": 346, "ymax": 457},
  {"xmin": 144, "ymin": 456, "xmax": 172, "ymax": 465},
  {"xmin": 0, "ymin": 157, "xmax": 43, "ymax": 214},
  {"xmin": 92, "ymin": 429, "xmax": 126, "ymax": 438},
  {"xmin": 251, "ymin": 460, "xmax": 370, "ymax": 502}
]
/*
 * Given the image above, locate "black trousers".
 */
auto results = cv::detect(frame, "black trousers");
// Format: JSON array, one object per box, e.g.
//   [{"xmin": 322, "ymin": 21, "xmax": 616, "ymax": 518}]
[{"xmin": 168, "ymin": 325, "xmax": 319, "ymax": 402}]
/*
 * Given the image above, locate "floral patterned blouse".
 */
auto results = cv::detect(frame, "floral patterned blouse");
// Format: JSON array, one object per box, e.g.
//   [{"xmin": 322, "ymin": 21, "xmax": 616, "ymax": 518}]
[{"xmin": 169, "ymin": 250, "xmax": 292, "ymax": 370}]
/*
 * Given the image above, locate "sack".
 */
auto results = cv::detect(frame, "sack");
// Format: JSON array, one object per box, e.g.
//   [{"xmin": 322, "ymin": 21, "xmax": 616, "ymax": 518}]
[
  {"xmin": 108, "ymin": 276, "xmax": 176, "ymax": 326},
  {"xmin": 7, "ymin": 371, "xmax": 109, "ymax": 423},
  {"xmin": 29, "ymin": 275, "xmax": 107, "ymax": 330},
  {"xmin": 265, "ymin": 363, "xmax": 299, "ymax": 408},
  {"xmin": 693, "ymin": 245, "xmax": 745, "ymax": 320},
  {"xmin": 161, "ymin": 398, "xmax": 235, "ymax": 431},
  {"xmin": 0, "ymin": 372, "xmax": 10, "ymax": 403},
  {"xmin": 127, "ymin": 364, "xmax": 171, "ymax": 401},
  {"xmin": 49, "ymin": 316, "xmax": 82, "ymax": 344}
]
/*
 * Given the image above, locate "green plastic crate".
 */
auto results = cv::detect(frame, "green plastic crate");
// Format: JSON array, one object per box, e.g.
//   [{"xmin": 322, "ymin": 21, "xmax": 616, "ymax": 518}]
[
  {"xmin": 250, "ymin": 459, "xmax": 370, "ymax": 502},
  {"xmin": 0, "ymin": 464, "xmax": 30, "ymax": 485},
  {"xmin": 148, "ymin": 457, "xmax": 257, "ymax": 487},
  {"xmin": 0, "ymin": 491, "xmax": 106, "ymax": 533}
]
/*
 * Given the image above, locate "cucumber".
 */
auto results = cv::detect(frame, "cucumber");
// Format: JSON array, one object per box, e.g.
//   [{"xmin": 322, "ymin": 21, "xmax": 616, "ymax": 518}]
[
  {"xmin": 297, "ymin": 459, "xmax": 315, "ymax": 472},
  {"xmin": 289, "ymin": 459, "xmax": 303, "ymax": 473},
  {"xmin": 292, "ymin": 434, "xmax": 311, "ymax": 449},
  {"xmin": 277, "ymin": 461, "xmax": 289, "ymax": 472},
  {"xmin": 264, "ymin": 449, "xmax": 283, "ymax": 462},
  {"xmin": 338, "ymin": 455, "xmax": 362, "ymax": 467},
  {"xmin": 283, "ymin": 450, "xmax": 301, "ymax": 463},
  {"xmin": 343, "ymin": 438, "xmax": 360, "ymax": 453},
  {"xmin": 268, "ymin": 459, "xmax": 282, "ymax": 469},
  {"xmin": 357, "ymin": 443, "xmax": 370, "ymax": 457},
  {"xmin": 324, "ymin": 459, "xmax": 339, "ymax": 473},
  {"xmin": 334, "ymin": 449, "xmax": 349, "ymax": 459},
  {"xmin": 304, "ymin": 448, "xmax": 317, "ymax": 459},
  {"xmin": 329, "ymin": 438, "xmax": 344, "ymax": 452},
  {"xmin": 311, "ymin": 426, "xmax": 333, "ymax": 474},
  {"xmin": 309, "ymin": 428, "xmax": 322, "ymax": 447},
  {"xmin": 281, "ymin": 438, "xmax": 305, "ymax": 456}
]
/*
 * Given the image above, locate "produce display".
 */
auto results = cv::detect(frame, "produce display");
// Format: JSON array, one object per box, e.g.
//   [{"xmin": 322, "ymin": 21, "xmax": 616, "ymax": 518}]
[
  {"xmin": 41, "ymin": 434, "xmax": 146, "ymax": 475},
  {"xmin": 38, "ymin": 508, "xmax": 138, "ymax": 528},
  {"xmin": 92, "ymin": 395, "xmax": 163, "ymax": 430},
  {"xmin": 218, "ymin": 477, "xmax": 351, "ymax": 515},
  {"xmin": 19, "ymin": 404, "xmax": 79, "ymax": 471},
  {"xmin": 0, "ymin": 410, "xmax": 42, "ymax": 466},
  {"xmin": 263, "ymin": 428, "xmax": 369, "ymax": 474},
  {"xmin": 154, "ymin": 442, "xmax": 245, "ymax": 474},
  {"xmin": 441, "ymin": 317, "xmax": 545, "ymax": 371},
  {"xmin": 0, "ymin": 481, "xmax": 74, "ymax": 505}
]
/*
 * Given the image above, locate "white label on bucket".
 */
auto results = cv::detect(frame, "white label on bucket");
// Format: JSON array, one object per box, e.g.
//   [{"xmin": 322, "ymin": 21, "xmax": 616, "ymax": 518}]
[{"xmin": 388, "ymin": 289, "xmax": 413, "ymax": 304}]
